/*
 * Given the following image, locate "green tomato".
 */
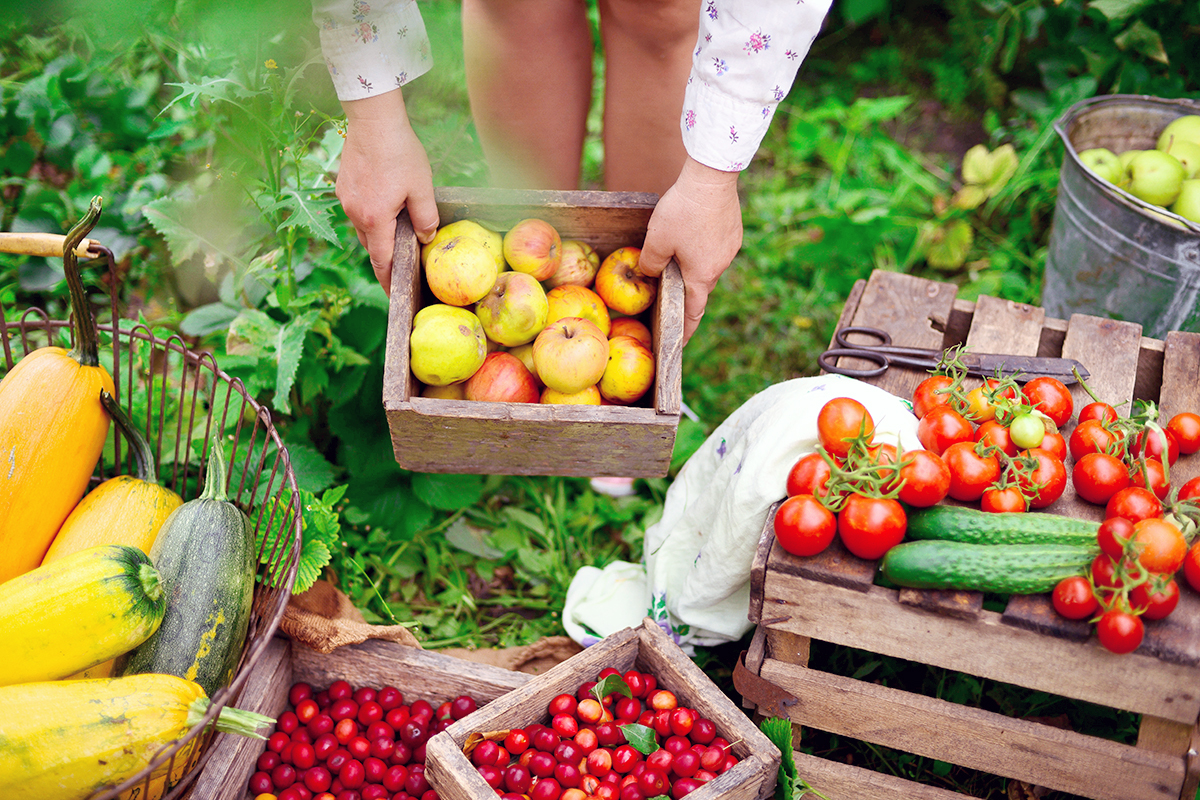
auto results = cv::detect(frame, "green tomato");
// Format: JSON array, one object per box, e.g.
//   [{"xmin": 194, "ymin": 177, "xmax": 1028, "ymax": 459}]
[{"xmin": 1009, "ymin": 413, "xmax": 1046, "ymax": 450}]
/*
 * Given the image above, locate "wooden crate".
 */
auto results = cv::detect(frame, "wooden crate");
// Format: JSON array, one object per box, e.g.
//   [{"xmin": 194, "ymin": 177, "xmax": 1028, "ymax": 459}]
[
  {"xmin": 383, "ymin": 187, "xmax": 685, "ymax": 478},
  {"xmin": 183, "ymin": 636, "xmax": 531, "ymax": 800},
  {"xmin": 426, "ymin": 618, "xmax": 780, "ymax": 800},
  {"xmin": 737, "ymin": 269, "xmax": 1200, "ymax": 800}
]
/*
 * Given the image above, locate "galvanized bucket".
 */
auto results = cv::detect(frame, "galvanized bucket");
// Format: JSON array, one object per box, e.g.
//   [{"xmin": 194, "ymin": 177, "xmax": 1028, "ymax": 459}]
[{"xmin": 1042, "ymin": 94, "xmax": 1200, "ymax": 339}]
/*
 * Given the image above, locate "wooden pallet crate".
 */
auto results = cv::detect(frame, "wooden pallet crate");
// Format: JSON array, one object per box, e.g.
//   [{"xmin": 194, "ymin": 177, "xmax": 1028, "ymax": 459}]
[
  {"xmin": 736, "ymin": 269, "xmax": 1200, "ymax": 800},
  {"xmin": 383, "ymin": 187, "xmax": 684, "ymax": 478},
  {"xmin": 425, "ymin": 618, "xmax": 781, "ymax": 800}
]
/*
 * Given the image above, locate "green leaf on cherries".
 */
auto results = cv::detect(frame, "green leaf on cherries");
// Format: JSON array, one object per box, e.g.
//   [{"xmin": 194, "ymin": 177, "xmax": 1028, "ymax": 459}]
[
  {"xmin": 621, "ymin": 723, "xmax": 660, "ymax": 755},
  {"xmin": 592, "ymin": 674, "xmax": 633, "ymax": 702},
  {"xmin": 647, "ymin": 796, "xmax": 669, "ymax": 800}
]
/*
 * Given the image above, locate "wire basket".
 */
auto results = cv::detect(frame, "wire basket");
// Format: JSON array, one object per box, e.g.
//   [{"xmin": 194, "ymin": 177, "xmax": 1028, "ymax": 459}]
[{"xmin": 0, "ymin": 241, "xmax": 303, "ymax": 800}]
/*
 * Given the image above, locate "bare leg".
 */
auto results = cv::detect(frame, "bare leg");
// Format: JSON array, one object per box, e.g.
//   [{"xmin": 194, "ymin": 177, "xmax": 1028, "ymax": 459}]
[
  {"xmin": 462, "ymin": 0, "xmax": 594, "ymax": 190},
  {"xmin": 598, "ymin": 0, "xmax": 700, "ymax": 195}
]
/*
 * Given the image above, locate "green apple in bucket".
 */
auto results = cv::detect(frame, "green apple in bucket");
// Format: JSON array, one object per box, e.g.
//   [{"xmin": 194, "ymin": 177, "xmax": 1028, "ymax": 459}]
[
  {"xmin": 1171, "ymin": 179, "xmax": 1200, "ymax": 223},
  {"xmin": 1126, "ymin": 150, "xmax": 1187, "ymax": 207},
  {"xmin": 1077, "ymin": 148, "xmax": 1122, "ymax": 184}
]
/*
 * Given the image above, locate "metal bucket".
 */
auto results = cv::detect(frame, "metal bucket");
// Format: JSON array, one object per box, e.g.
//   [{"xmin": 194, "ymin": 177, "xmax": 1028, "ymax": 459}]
[{"xmin": 1042, "ymin": 94, "xmax": 1200, "ymax": 338}]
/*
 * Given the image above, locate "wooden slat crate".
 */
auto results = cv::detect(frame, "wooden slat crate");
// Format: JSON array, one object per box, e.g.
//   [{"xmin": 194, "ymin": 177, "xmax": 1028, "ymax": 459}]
[
  {"xmin": 737, "ymin": 269, "xmax": 1200, "ymax": 800},
  {"xmin": 426, "ymin": 618, "xmax": 781, "ymax": 800},
  {"xmin": 383, "ymin": 187, "xmax": 685, "ymax": 478},
  {"xmin": 182, "ymin": 636, "xmax": 531, "ymax": 800}
]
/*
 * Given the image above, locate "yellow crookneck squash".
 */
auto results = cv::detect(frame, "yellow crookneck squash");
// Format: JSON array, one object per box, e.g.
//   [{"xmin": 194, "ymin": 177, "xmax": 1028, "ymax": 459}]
[{"xmin": 0, "ymin": 197, "xmax": 114, "ymax": 583}]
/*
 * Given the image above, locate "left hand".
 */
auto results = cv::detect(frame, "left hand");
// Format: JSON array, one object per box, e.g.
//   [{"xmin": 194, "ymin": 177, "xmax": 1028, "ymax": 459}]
[{"xmin": 636, "ymin": 157, "xmax": 743, "ymax": 343}]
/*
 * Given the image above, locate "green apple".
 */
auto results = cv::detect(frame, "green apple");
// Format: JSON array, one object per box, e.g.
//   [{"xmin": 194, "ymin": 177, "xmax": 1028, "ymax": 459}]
[
  {"xmin": 474, "ymin": 271, "xmax": 549, "ymax": 347},
  {"xmin": 1116, "ymin": 149, "xmax": 1143, "ymax": 188},
  {"xmin": 1156, "ymin": 115, "xmax": 1200, "ymax": 152},
  {"xmin": 1077, "ymin": 148, "xmax": 1121, "ymax": 184},
  {"xmin": 409, "ymin": 304, "xmax": 488, "ymax": 386},
  {"xmin": 1161, "ymin": 139, "xmax": 1200, "ymax": 179},
  {"xmin": 1171, "ymin": 178, "xmax": 1200, "ymax": 223},
  {"xmin": 1126, "ymin": 149, "xmax": 1187, "ymax": 207}
]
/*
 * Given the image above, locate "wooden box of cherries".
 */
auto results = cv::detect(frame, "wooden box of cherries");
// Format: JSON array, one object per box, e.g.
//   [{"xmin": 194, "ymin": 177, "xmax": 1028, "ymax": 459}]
[{"xmin": 424, "ymin": 618, "xmax": 780, "ymax": 800}]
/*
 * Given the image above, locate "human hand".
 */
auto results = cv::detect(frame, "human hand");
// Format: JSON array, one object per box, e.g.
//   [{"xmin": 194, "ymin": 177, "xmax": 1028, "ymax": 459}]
[
  {"xmin": 336, "ymin": 90, "xmax": 440, "ymax": 295},
  {"xmin": 637, "ymin": 157, "xmax": 743, "ymax": 343}
]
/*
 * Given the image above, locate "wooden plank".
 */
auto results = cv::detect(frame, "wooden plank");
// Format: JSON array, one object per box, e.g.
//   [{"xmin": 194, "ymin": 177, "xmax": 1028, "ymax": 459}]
[
  {"xmin": 1137, "ymin": 715, "xmax": 1194, "ymax": 756},
  {"xmin": 963, "ymin": 294, "xmax": 1045, "ymax": 361},
  {"xmin": 762, "ymin": 659, "xmax": 1184, "ymax": 800},
  {"xmin": 749, "ymin": 503, "xmax": 781, "ymax": 625},
  {"xmin": 1159, "ymin": 331, "xmax": 1200, "ymax": 489},
  {"xmin": 764, "ymin": 534, "xmax": 877, "ymax": 592},
  {"xmin": 790, "ymin": 749, "xmax": 979, "ymax": 800},
  {"xmin": 1181, "ymin": 723, "xmax": 1200, "ymax": 800},
  {"xmin": 761, "ymin": 570, "xmax": 1200, "ymax": 723},
  {"xmin": 898, "ymin": 587, "xmax": 982, "ymax": 620}
]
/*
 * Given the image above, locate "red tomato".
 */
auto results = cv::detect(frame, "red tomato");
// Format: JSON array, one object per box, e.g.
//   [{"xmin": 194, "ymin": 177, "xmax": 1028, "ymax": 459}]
[
  {"xmin": 942, "ymin": 441, "xmax": 1001, "ymax": 502},
  {"xmin": 1040, "ymin": 431, "xmax": 1068, "ymax": 463},
  {"xmin": 1051, "ymin": 575, "xmax": 1098, "ymax": 620},
  {"xmin": 916, "ymin": 405, "xmax": 975, "ymax": 456},
  {"xmin": 974, "ymin": 420, "xmax": 1017, "ymax": 457},
  {"xmin": 837, "ymin": 494, "xmax": 906, "ymax": 560},
  {"xmin": 1130, "ymin": 579, "xmax": 1179, "ymax": 621},
  {"xmin": 785, "ymin": 452, "xmax": 833, "ymax": 499},
  {"xmin": 894, "ymin": 450, "xmax": 951, "ymax": 507},
  {"xmin": 963, "ymin": 385, "xmax": 996, "ymax": 423},
  {"xmin": 1017, "ymin": 447, "xmax": 1067, "ymax": 509},
  {"xmin": 1067, "ymin": 419, "xmax": 1120, "ymax": 462},
  {"xmin": 1184, "ymin": 542, "xmax": 1200, "ymax": 594},
  {"xmin": 1128, "ymin": 458, "xmax": 1169, "ymax": 500},
  {"xmin": 1130, "ymin": 518, "xmax": 1187, "ymax": 574},
  {"xmin": 1096, "ymin": 516, "xmax": 1135, "ymax": 561},
  {"xmin": 773, "ymin": 495, "xmax": 837, "ymax": 557},
  {"xmin": 1022, "ymin": 376, "xmax": 1073, "ymax": 428},
  {"xmin": 981, "ymin": 486, "xmax": 1027, "ymax": 513},
  {"xmin": 1072, "ymin": 452, "xmax": 1130, "ymax": 505},
  {"xmin": 869, "ymin": 442, "xmax": 900, "ymax": 487},
  {"xmin": 912, "ymin": 375, "xmax": 954, "ymax": 419},
  {"xmin": 1167, "ymin": 412, "xmax": 1200, "ymax": 455},
  {"xmin": 1133, "ymin": 427, "xmax": 1179, "ymax": 466},
  {"xmin": 1078, "ymin": 401, "xmax": 1118, "ymax": 425},
  {"xmin": 817, "ymin": 398, "xmax": 875, "ymax": 459},
  {"xmin": 1091, "ymin": 554, "xmax": 1122, "ymax": 591},
  {"xmin": 1180, "ymin": 476, "xmax": 1200, "ymax": 503},
  {"xmin": 1096, "ymin": 609, "xmax": 1144, "ymax": 654},
  {"xmin": 1104, "ymin": 486, "xmax": 1162, "ymax": 524}
]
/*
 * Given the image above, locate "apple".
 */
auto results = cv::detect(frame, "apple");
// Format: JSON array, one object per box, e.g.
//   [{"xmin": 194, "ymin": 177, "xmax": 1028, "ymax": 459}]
[
  {"xmin": 409, "ymin": 304, "xmax": 488, "ymax": 386},
  {"xmin": 598, "ymin": 334, "xmax": 655, "ymax": 405},
  {"xmin": 1077, "ymin": 148, "xmax": 1121, "ymax": 185},
  {"xmin": 608, "ymin": 317, "xmax": 652, "ymax": 349},
  {"xmin": 594, "ymin": 247, "xmax": 657, "ymax": 316},
  {"xmin": 1126, "ymin": 149, "xmax": 1186, "ymax": 207},
  {"xmin": 1157, "ymin": 115, "xmax": 1200, "ymax": 152},
  {"xmin": 507, "ymin": 342, "xmax": 542, "ymax": 387},
  {"xmin": 422, "ymin": 219, "xmax": 506, "ymax": 274},
  {"xmin": 422, "ymin": 381, "xmax": 466, "ymax": 400},
  {"xmin": 464, "ymin": 351, "xmax": 541, "ymax": 403},
  {"xmin": 532, "ymin": 317, "xmax": 610, "ymax": 395},
  {"xmin": 546, "ymin": 284, "xmax": 611, "ymax": 336},
  {"xmin": 425, "ymin": 235, "xmax": 500, "ymax": 306},
  {"xmin": 475, "ymin": 271, "xmax": 550, "ymax": 347},
  {"xmin": 544, "ymin": 240, "xmax": 600, "ymax": 289},
  {"xmin": 1171, "ymin": 179, "xmax": 1200, "ymax": 223},
  {"xmin": 503, "ymin": 218, "xmax": 562, "ymax": 281},
  {"xmin": 1161, "ymin": 139, "xmax": 1200, "ymax": 179},
  {"xmin": 540, "ymin": 385, "xmax": 602, "ymax": 405}
]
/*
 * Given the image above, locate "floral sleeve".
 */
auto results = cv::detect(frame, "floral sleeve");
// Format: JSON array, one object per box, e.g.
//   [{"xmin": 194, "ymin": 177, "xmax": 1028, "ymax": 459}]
[
  {"xmin": 311, "ymin": 0, "xmax": 432, "ymax": 101},
  {"xmin": 682, "ymin": 0, "xmax": 834, "ymax": 171}
]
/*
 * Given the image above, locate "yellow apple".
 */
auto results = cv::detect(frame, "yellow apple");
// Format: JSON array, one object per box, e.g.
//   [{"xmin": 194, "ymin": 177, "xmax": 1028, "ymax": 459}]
[
  {"xmin": 1157, "ymin": 115, "xmax": 1200, "ymax": 152},
  {"xmin": 594, "ymin": 247, "xmax": 657, "ymax": 316},
  {"xmin": 1171, "ymin": 179, "xmax": 1200, "ymax": 223},
  {"xmin": 544, "ymin": 239, "xmax": 600, "ymax": 289},
  {"xmin": 532, "ymin": 317, "xmax": 610, "ymax": 395},
  {"xmin": 425, "ymin": 235, "xmax": 499, "ymax": 306},
  {"xmin": 422, "ymin": 219, "xmax": 506, "ymax": 273},
  {"xmin": 503, "ymin": 218, "xmax": 562, "ymax": 281},
  {"xmin": 422, "ymin": 381, "xmax": 466, "ymax": 400},
  {"xmin": 1127, "ymin": 150, "xmax": 1187, "ymax": 207},
  {"xmin": 541, "ymin": 385, "xmax": 602, "ymax": 405},
  {"xmin": 475, "ymin": 271, "xmax": 549, "ymax": 347},
  {"xmin": 507, "ymin": 342, "xmax": 542, "ymax": 387},
  {"xmin": 1161, "ymin": 139, "xmax": 1200, "ymax": 179},
  {"xmin": 598, "ymin": 334, "xmax": 655, "ymax": 405},
  {"xmin": 546, "ymin": 284, "xmax": 611, "ymax": 337},
  {"xmin": 608, "ymin": 317, "xmax": 652, "ymax": 349},
  {"xmin": 409, "ymin": 304, "xmax": 488, "ymax": 386},
  {"xmin": 464, "ymin": 351, "xmax": 541, "ymax": 403}
]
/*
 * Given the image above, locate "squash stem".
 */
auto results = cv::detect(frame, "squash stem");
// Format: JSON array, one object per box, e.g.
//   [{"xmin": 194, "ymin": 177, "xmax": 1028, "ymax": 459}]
[
  {"xmin": 201, "ymin": 436, "xmax": 229, "ymax": 502},
  {"xmin": 185, "ymin": 697, "xmax": 274, "ymax": 738},
  {"xmin": 137, "ymin": 561, "xmax": 165, "ymax": 604},
  {"xmin": 100, "ymin": 390, "xmax": 159, "ymax": 484},
  {"xmin": 64, "ymin": 197, "xmax": 104, "ymax": 369}
]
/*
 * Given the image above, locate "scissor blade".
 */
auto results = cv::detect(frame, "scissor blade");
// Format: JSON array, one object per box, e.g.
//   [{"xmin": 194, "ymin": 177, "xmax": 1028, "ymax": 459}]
[{"xmin": 963, "ymin": 353, "xmax": 1090, "ymax": 384}]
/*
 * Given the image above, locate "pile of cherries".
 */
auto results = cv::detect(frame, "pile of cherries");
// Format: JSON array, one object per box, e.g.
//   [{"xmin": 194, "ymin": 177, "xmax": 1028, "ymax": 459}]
[
  {"xmin": 465, "ymin": 667, "xmax": 738, "ymax": 800},
  {"xmin": 248, "ymin": 680, "xmax": 479, "ymax": 800}
]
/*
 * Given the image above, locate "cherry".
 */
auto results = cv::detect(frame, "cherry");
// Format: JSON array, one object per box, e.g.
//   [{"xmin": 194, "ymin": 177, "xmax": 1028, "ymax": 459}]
[
  {"xmin": 699, "ymin": 746, "xmax": 724, "ymax": 772},
  {"xmin": 622, "ymin": 671, "xmax": 646, "ymax": 698},
  {"xmin": 646, "ymin": 748, "xmax": 673, "ymax": 774},
  {"xmin": 333, "ymin": 718, "xmax": 358, "ymax": 745},
  {"xmin": 504, "ymin": 764, "xmax": 533, "ymax": 795},
  {"xmin": 586, "ymin": 747, "xmax": 614, "ymax": 777},
  {"xmin": 357, "ymin": 701, "xmax": 383, "ymax": 726},
  {"xmin": 410, "ymin": 699, "xmax": 435, "ymax": 723},
  {"xmin": 663, "ymin": 735, "xmax": 690, "ymax": 755},
  {"xmin": 361, "ymin": 786, "xmax": 388, "ymax": 800},
  {"xmin": 363, "ymin": 756, "xmax": 387, "ymax": 784},
  {"xmin": 268, "ymin": 732, "xmax": 290, "ymax": 754},
  {"xmin": 505, "ymin": 728, "xmax": 530, "ymax": 755},
  {"xmin": 257, "ymin": 750, "xmax": 281, "ymax": 772},
  {"xmin": 289, "ymin": 682, "xmax": 314, "ymax": 706},
  {"xmin": 405, "ymin": 763, "xmax": 430, "ymax": 796},
  {"xmin": 638, "ymin": 766, "xmax": 669, "ymax": 797},
  {"xmin": 576, "ymin": 698, "xmax": 604, "ymax": 725},
  {"xmin": 672, "ymin": 778, "xmax": 702, "ymax": 799},
  {"xmin": 400, "ymin": 719, "xmax": 429, "ymax": 748},
  {"xmin": 620, "ymin": 783, "xmax": 645, "ymax": 800},
  {"xmin": 327, "ymin": 680, "xmax": 353, "ymax": 702},
  {"xmin": 249, "ymin": 771, "xmax": 273, "ymax": 795},
  {"xmin": 573, "ymin": 727, "xmax": 598, "ymax": 754},
  {"xmin": 552, "ymin": 713, "xmax": 579, "ymax": 738},
  {"xmin": 549, "ymin": 693, "xmax": 579, "ymax": 717},
  {"xmin": 307, "ymin": 713, "xmax": 335, "ymax": 737},
  {"xmin": 271, "ymin": 762, "xmax": 298, "ymax": 789},
  {"xmin": 383, "ymin": 765, "xmax": 410, "ymax": 793},
  {"xmin": 554, "ymin": 762, "xmax": 582, "ymax": 789},
  {"xmin": 554, "ymin": 740, "xmax": 583, "ymax": 766},
  {"xmin": 531, "ymin": 777, "xmax": 563, "ymax": 800},
  {"xmin": 295, "ymin": 698, "xmax": 320, "ymax": 724},
  {"xmin": 528, "ymin": 751, "xmax": 557, "ymax": 778},
  {"xmin": 576, "ymin": 681, "xmax": 598, "ymax": 702},
  {"xmin": 477, "ymin": 764, "xmax": 503, "ymax": 790},
  {"xmin": 325, "ymin": 749, "xmax": 351, "ymax": 773},
  {"xmin": 347, "ymin": 736, "xmax": 371, "ymax": 760},
  {"xmin": 669, "ymin": 707, "xmax": 695, "ymax": 737},
  {"xmin": 613, "ymin": 745, "xmax": 641, "ymax": 774},
  {"xmin": 533, "ymin": 728, "xmax": 561, "ymax": 753},
  {"xmin": 690, "ymin": 718, "xmax": 716, "ymax": 745},
  {"xmin": 390, "ymin": 741, "xmax": 412, "ymax": 765},
  {"xmin": 292, "ymin": 742, "xmax": 317, "ymax": 770},
  {"xmin": 451, "ymin": 694, "xmax": 478, "ymax": 720},
  {"xmin": 648, "ymin": 690, "xmax": 677, "ymax": 711},
  {"xmin": 672, "ymin": 749, "xmax": 700, "ymax": 778},
  {"xmin": 472, "ymin": 739, "xmax": 500, "ymax": 767},
  {"xmin": 304, "ymin": 766, "xmax": 333, "ymax": 794},
  {"xmin": 614, "ymin": 697, "xmax": 642, "ymax": 722},
  {"xmin": 377, "ymin": 686, "xmax": 404, "ymax": 710},
  {"xmin": 338, "ymin": 759, "xmax": 365, "ymax": 790},
  {"xmin": 352, "ymin": 686, "xmax": 376, "ymax": 705}
]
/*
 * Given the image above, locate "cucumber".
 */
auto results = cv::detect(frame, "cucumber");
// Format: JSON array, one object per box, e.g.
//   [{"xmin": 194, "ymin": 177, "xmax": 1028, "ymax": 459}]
[
  {"xmin": 880, "ymin": 540, "xmax": 1098, "ymax": 594},
  {"xmin": 905, "ymin": 504, "xmax": 1099, "ymax": 546}
]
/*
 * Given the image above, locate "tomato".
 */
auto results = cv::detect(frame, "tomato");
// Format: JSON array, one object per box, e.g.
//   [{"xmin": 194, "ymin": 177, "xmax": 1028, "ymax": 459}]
[
  {"xmin": 1040, "ymin": 431, "xmax": 1068, "ymax": 463},
  {"xmin": 1130, "ymin": 578, "xmax": 1179, "ymax": 621},
  {"xmin": 1128, "ymin": 458, "xmax": 1169, "ymax": 500},
  {"xmin": 1067, "ymin": 419, "xmax": 1121, "ymax": 462},
  {"xmin": 1096, "ymin": 609, "xmax": 1144, "ymax": 654},
  {"xmin": 1052, "ymin": 575, "xmax": 1098, "ymax": 620},
  {"xmin": 942, "ymin": 441, "xmax": 1001, "ymax": 502},
  {"xmin": 912, "ymin": 375, "xmax": 955, "ymax": 420},
  {"xmin": 963, "ymin": 385, "xmax": 996, "ymax": 423},
  {"xmin": 1091, "ymin": 554, "xmax": 1122, "ymax": 591},
  {"xmin": 1132, "ymin": 427, "xmax": 1179, "ymax": 466},
  {"xmin": 981, "ymin": 486, "xmax": 1027, "ymax": 513},
  {"xmin": 1007, "ymin": 413, "xmax": 1044, "ymax": 451},
  {"xmin": 1072, "ymin": 452, "xmax": 1130, "ymax": 505},
  {"xmin": 837, "ymin": 494, "xmax": 906, "ymax": 560},
  {"xmin": 1104, "ymin": 486, "xmax": 1162, "ymax": 524},
  {"xmin": 773, "ymin": 495, "xmax": 837, "ymax": 557},
  {"xmin": 894, "ymin": 450, "xmax": 951, "ymax": 507},
  {"xmin": 1097, "ymin": 516, "xmax": 1135, "ymax": 561},
  {"xmin": 985, "ymin": 377, "xmax": 1019, "ymax": 403},
  {"xmin": 916, "ymin": 405, "xmax": 975, "ymax": 456},
  {"xmin": 1180, "ymin": 476, "xmax": 1200, "ymax": 503},
  {"xmin": 1022, "ymin": 376, "xmax": 1073, "ymax": 428},
  {"xmin": 1016, "ymin": 447, "xmax": 1067, "ymax": 509},
  {"xmin": 1167, "ymin": 411, "xmax": 1200, "ymax": 455},
  {"xmin": 1078, "ymin": 401, "xmax": 1118, "ymax": 425},
  {"xmin": 1130, "ymin": 517, "xmax": 1187, "ymax": 574},
  {"xmin": 786, "ymin": 452, "xmax": 833, "ymax": 499},
  {"xmin": 1184, "ymin": 542, "xmax": 1200, "ymax": 594},
  {"xmin": 869, "ymin": 442, "xmax": 900, "ymax": 487},
  {"xmin": 817, "ymin": 397, "xmax": 875, "ymax": 459},
  {"xmin": 975, "ymin": 420, "xmax": 1017, "ymax": 457}
]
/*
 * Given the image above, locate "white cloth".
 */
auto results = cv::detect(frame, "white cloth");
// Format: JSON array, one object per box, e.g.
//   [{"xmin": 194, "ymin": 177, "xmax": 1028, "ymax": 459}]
[
  {"xmin": 311, "ymin": 0, "xmax": 432, "ymax": 100},
  {"xmin": 561, "ymin": 375, "xmax": 922, "ymax": 651}
]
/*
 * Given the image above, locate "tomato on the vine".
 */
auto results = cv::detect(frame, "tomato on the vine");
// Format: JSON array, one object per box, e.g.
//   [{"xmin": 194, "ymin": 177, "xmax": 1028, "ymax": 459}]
[
  {"xmin": 1184, "ymin": 542, "xmax": 1200, "ymax": 594},
  {"xmin": 1067, "ymin": 419, "xmax": 1120, "ymax": 462},
  {"xmin": 786, "ymin": 452, "xmax": 833, "ymax": 499},
  {"xmin": 1022, "ymin": 376, "xmax": 1073, "ymax": 428},
  {"xmin": 1130, "ymin": 518, "xmax": 1187, "ymax": 574},
  {"xmin": 817, "ymin": 398, "xmax": 875, "ymax": 459},
  {"xmin": 1133, "ymin": 427, "xmax": 1180, "ymax": 466},
  {"xmin": 1128, "ymin": 458, "xmax": 1169, "ymax": 501},
  {"xmin": 868, "ymin": 442, "xmax": 900, "ymax": 487},
  {"xmin": 1180, "ymin": 476, "xmax": 1200, "ymax": 503},
  {"xmin": 1078, "ymin": 401, "xmax": 1118, "ymax": 425},
  {"xmin": 894, "ymin": 449, "xmax": 951, "ymax": 507},
  {"xmin": 1096, "ymin": 516, "xmax": 1135, "ymax": 561},
  {"xmin": 1007, "ymin": 413, "xmax": 1045, "ymax": 451},
  {"xmin": 1104, "ymin": 486, "xmax": 1162, "ymax": 524},
  {"xmin": 916, "ymin": 405, "xmax": 975, "ymax": 456},
  {"xmin": 981, "ymin": 486, "xmax": 1027, "ymax": 513},
  {"xmin": 963, "ymin": 385, "xmax": 996, "ymax": 423},
  {"xmin": 1167, "ymin": 412, "xmax": 1200, "ymax": 455},
  {"xmin": 1096, "ymin": 609, "xmax": 1144, "ymax": 654},
  {"xmin": 1130, "ymin": 579, "xmax": 1179, "ymax": 621},
  {"xmin": 837, "ymin": 494, "xmax": 906, "ymax": 560},
  {"xmin": 1016, "ymin": 447, "xmax": 1067, "ymax": 509},
  {"xmin": 1052, "ymin": 575, "xmax": 1098, "ymax": 620},
  {"xmin": 942, "ymin": 441, "xmax": 1001, "ymax": 502},
  {"xmin": 912, "ymin": 375, "xmax": 955, "ymax": 420},
  {"xmin": 1041, "ymin": 431, "xmax": 1068, "ymax": 463},
  {"xmin": 773, "ymin": 494, "xmax": 837, "ymax": 557},
  {"xmin": 1072, "ymin": 452, "xmax": 1130, "ymax": 505},
  {"xmin": 975, "ymin": 420, "xmax": 1017, "ymax": 457},
  {"xmin": 1090, "ymin": 553, "xmax": 1142, "ymax": 591}
]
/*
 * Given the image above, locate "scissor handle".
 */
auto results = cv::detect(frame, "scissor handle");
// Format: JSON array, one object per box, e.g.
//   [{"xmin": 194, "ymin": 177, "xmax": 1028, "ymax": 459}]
[
  {"xmin": 817, "ymin": 347, "xmax": 889, "ymax": 378},
  {"xmin": 834, "ymin": 325, "xmax": 892, "ymax": 349}
]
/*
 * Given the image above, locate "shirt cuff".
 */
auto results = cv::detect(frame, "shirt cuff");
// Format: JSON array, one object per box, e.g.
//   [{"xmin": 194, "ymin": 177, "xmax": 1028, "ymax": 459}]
[
  {"xmin": 314, "ymin": 0, "xmax": 433, "ymax": 101},
  {"xmin": 681, "ymin": 77, "xmax": 777, "ymax": 172}
]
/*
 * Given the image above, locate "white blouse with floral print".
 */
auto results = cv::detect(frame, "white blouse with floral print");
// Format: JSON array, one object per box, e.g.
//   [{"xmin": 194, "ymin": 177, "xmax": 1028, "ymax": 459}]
[{"xmin": 311, "ymin": 0, "xmax": 832, "ymax": 173}]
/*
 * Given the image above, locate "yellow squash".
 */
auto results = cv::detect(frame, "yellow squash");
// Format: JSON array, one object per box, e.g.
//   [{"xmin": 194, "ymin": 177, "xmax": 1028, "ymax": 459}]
[{"xmin": 0, "ymin": 197, "xmax": 114, "ymax": 583}]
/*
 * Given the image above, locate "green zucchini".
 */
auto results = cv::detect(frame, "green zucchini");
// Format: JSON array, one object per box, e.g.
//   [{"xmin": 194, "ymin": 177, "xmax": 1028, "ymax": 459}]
[
  {"xmin": 117, "ymin": 440, "xmax": 256, "ymax": 698},
  {"xmin": 905, "ymin": 504, "xmax": 1099, "ymax": 547},
  {"xmin": 880, "ymin": 540, "xmax": 1098, "ymax": 594}
]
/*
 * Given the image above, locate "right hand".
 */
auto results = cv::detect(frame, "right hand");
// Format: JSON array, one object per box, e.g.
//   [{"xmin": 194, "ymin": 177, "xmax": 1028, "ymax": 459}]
[{"xmin": 336, "ymin": 90, "xmax": 440, "ymax": 295}]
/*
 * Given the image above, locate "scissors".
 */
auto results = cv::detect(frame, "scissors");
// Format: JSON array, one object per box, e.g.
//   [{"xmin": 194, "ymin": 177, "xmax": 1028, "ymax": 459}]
[{"xmin": 818, "ymin": 326, "xmax": 1091, "ymax": 384}]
